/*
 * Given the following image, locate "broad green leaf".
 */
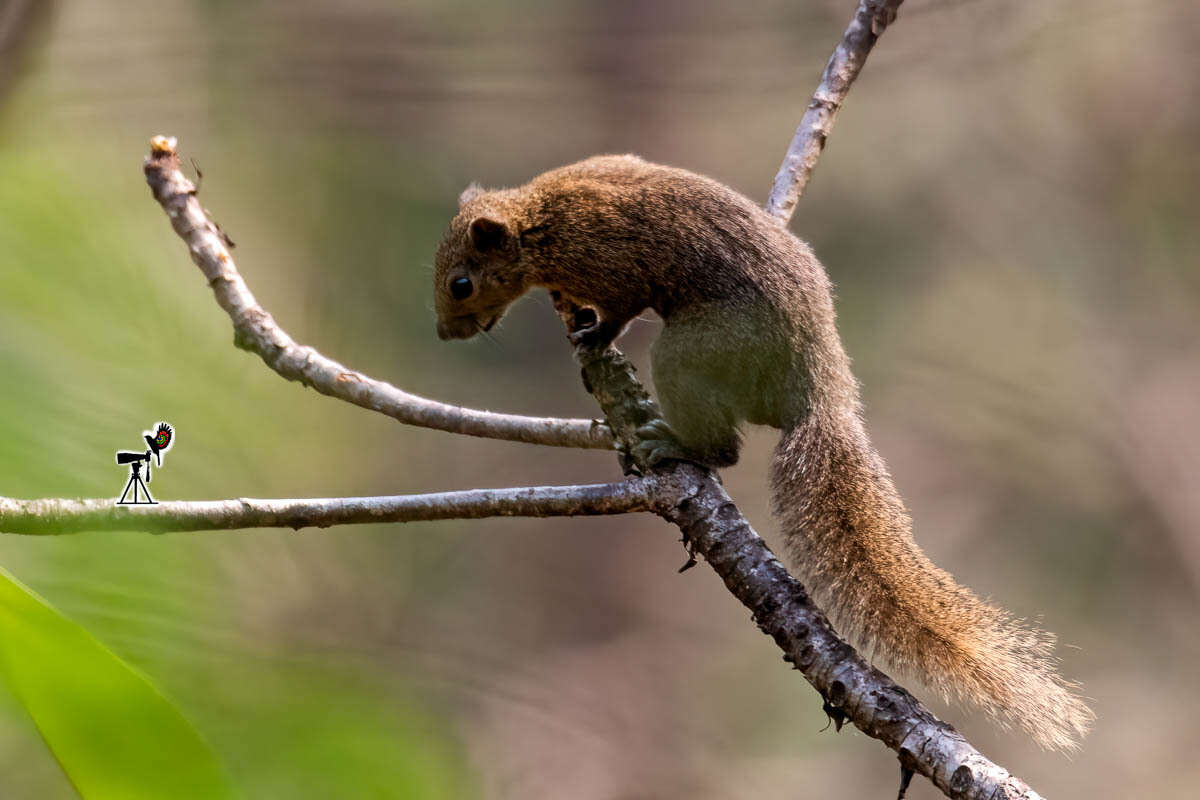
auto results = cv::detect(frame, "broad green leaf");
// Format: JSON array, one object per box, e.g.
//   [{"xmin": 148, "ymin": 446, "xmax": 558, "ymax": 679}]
[{"xmin": 0, "ymin": 567, "xmax": 236, "ymax": 799}]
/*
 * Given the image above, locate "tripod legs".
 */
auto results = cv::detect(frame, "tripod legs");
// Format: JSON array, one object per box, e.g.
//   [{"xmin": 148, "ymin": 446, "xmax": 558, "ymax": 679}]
[{"xmin": 117, "ymin": 473, "xmax": 156, "ymax": 505}]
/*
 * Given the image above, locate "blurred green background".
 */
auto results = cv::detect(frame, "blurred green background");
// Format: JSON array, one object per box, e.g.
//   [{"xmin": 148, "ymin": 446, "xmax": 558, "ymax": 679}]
[{"xmin": 0, "ymin": 0, "xmax": 1197, "ymax": 797}]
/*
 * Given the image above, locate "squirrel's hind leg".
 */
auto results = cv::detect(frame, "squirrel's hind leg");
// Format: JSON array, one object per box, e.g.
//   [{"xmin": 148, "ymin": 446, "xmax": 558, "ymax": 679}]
[{"xmin": 649, "ymin": 327, "xmax": 742, "ymax": 468}]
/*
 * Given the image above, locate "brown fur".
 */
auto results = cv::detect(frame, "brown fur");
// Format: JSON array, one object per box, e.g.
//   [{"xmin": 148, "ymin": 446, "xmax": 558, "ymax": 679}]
[{"xmin": 433, "ymin": 155, "xmax": 1094, "ymax": 750}]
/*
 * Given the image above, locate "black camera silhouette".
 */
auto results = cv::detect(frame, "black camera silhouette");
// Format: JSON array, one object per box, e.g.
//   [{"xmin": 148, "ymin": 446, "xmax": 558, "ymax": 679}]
[{"xmin": 115, "ymin": 422, "xmax": 174, "ymax": 505}]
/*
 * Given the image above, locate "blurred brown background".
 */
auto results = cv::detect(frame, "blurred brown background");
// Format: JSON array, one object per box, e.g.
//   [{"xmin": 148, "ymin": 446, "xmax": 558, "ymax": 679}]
[{"xmin": 0, "ymin": 0, "xmax": 1197, "ymax": 797}]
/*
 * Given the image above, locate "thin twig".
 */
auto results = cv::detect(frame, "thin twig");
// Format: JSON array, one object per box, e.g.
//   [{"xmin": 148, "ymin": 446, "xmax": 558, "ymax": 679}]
[
  {"xmin": 0, "ymin": 480, "xmax": 657, "ymax": 535},
  {"xmin": 766, "ymin": 0, "xmax": 906, "ymax": 222},
  {"xmin": 142, "ymin": 137, "xmax": 612, "ymax": 451}
]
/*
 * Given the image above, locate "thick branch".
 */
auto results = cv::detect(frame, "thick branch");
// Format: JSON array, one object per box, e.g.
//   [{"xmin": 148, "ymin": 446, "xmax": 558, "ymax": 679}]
[
  {"xmin": 142, "ymin": 137, "xmax": 611, "ymax": 451},
  {"xmin": 576, "ymin": 347, "xmax": 1042, "ymax": 800},
  {"xmin": 0, "ymin": 480, "xmax": 656, "ymax": 535},
  {"xmin": 766, "ymin": 0, "xmax": 905, "ymax": 221}
]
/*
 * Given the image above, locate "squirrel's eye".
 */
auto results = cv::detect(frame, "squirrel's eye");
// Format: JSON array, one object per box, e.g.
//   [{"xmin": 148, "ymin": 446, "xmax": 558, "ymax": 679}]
[{"xmin": 450, "ymin": 276, "xmax": 473, "ymax": 300}]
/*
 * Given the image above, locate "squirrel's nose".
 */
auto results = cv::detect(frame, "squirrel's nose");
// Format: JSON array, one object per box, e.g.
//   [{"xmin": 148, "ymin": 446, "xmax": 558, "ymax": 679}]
[{"xmin": 436, "ymin": 317, "xmax": 475, "ymax": 340}]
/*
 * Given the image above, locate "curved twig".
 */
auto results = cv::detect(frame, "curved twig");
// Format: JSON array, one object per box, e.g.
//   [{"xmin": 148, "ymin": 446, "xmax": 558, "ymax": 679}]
[
  {"xmin": 143, "ymin": 136, "xmax": 612, "ymax": 451},
  {"xmin": 0, "ymin": 480, "xmax": 656, "ymax": 535},
  {"xmin": 767, "ymin": 0, "xmax": 906, "ymax": 221}
]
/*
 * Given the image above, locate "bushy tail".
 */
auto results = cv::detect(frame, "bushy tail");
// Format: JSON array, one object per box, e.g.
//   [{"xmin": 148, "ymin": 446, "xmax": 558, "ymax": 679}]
[{"xmin": 770, "ymin": 410, "xmax": 1093, "ymax": 751}]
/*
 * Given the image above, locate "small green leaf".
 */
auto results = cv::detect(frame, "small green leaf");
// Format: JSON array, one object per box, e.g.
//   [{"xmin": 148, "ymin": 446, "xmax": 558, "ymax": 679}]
[{"xmin": 0, "ymin": 566, "xmax": 236, "ymax": 799}]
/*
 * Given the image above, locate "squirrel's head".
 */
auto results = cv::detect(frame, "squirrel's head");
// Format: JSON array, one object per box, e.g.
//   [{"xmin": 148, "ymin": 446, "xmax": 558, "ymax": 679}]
[{"xmin": 433, "ymin": 184, "xmax": 527, "ymax": 340}]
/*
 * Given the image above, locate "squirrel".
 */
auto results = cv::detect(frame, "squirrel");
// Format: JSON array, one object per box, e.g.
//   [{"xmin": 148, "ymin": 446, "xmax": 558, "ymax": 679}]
[{"xmin": 432, "ymin": 154, "xmax": 1093, "ymax": 751}]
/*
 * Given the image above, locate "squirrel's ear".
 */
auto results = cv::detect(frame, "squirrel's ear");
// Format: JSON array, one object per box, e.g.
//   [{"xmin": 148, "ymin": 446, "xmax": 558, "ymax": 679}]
[
  {"xmin": 468, "ymin": 216, "xmax": 509, "ymax": 252},
  {"xmin": 458, "ymin": 182, "xmax": 484, "ymax": 207}
]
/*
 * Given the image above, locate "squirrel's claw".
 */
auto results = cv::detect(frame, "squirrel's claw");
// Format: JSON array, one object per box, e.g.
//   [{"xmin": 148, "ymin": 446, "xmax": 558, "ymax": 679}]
[
  {"xmin": 567, "ymin": 315, "xmax": 622, "ymax": 350},
  {"xmin": 631, "ymin": 419, "xmax": 692, "ymax": 467},
  {"xmin": 636, "ymin": 419, "xmax": 675, "ymax": 439},
  {"xmin": 567, "ymin": 325, "xmax": 602, "ymax": 348},
  {"xmin": 564, "ymin": 305, "xmax": 627, "ymax": 350}
]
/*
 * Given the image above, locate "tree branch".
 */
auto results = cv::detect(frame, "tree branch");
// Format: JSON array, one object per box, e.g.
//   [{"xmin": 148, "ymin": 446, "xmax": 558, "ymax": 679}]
[
  {"xmin": 0, "ymin": 480, "xmax": 656, "ymax": 535},
  {"xmin": 766, "ymin": 0, "xmax": 906, "ymax": 222},
  {"xmin": 142, "ymin": 136, "xmax": 612, "ymax": 451},
  {"xmin": 576, "ymin": 347, "xmax": 1044, "ymax": 800}
]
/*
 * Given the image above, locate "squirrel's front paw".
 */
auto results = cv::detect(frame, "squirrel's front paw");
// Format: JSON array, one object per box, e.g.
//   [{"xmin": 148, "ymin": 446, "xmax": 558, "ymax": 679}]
[
  {"xmin": 566, "ymin": 307, "xmax": 606, "ymax": 348},
  {"xmin": 566, "ymin": 306, "xmax": 628, "ymax": 351},
  {"xmin": 567, "ymin": 327, "xmax": 602, "ymax": 348},
  {"xmin": 631, "ymin": 419, "xmax": 693, "ymax": 467}
]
